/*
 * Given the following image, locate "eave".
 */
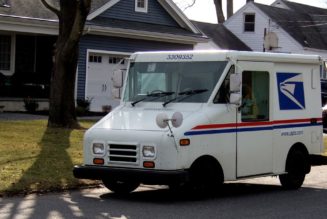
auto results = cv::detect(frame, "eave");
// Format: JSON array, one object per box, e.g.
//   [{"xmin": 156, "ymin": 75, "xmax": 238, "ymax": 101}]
[
  {"xmin": 0, "ymin": 14, "xmax": 58, "ymax": 35},
  {"xmin": 85, "ymin": 24, "xmax": 209, "ymax": 44}
]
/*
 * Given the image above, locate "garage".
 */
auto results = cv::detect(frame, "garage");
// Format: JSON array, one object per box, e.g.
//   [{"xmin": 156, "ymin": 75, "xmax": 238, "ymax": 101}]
[{"xmin": 86, "ymin": 51, "xmax": 129, "ymax": 112}]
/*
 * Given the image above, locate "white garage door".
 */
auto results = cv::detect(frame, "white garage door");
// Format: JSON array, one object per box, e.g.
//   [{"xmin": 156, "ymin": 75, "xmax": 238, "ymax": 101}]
[{"xmin": 86, "ymin": 52, "xmax": 128, "ymax": 112}]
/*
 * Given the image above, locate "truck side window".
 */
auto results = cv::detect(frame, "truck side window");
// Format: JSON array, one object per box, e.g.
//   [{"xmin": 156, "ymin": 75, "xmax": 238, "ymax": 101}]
[
  {"xmin": 241, "ymin": 71, "xmax": 269, "ymax": 122},
  {"xmin": 214, "ymin": 65, "xmax": 235, "ymax": 103}
]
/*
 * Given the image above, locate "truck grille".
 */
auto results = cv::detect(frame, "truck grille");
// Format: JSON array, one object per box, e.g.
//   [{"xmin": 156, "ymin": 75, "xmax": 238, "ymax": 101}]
[{"xmin": 108, "ymin": 144, "xmax": 139, "ymax": 164}]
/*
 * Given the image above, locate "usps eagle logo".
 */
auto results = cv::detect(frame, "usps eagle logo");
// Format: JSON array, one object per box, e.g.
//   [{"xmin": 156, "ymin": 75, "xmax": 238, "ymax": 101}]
[{"xmin": 277, "ymin": 73, "xmax": 305, "ymax": 110}]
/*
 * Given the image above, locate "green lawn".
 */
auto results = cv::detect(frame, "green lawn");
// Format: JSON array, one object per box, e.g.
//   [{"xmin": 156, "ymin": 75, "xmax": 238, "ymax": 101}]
[{"xmin": 0, "ymin": 119, "xmax": 98, "ymax": 196}]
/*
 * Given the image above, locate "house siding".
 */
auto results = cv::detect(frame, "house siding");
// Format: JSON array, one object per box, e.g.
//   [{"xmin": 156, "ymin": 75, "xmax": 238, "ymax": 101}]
[
  {"xmin": 225, "ymin": 5, "xmax": 269, "ymax": 52},
  {"xmin": 99, "ymin": 0, "xmax": 179, "ymax": 27},
  {"xmin": 77, "ymin": 35, "xmax": 193, "ymax": 99},
  {"xmin": 269, "ymin": 27, "xmax": 302, "ymax": 53},
  {"xmin": 225, "ymin": 4, "xmax": 303, "ymax": 53}
]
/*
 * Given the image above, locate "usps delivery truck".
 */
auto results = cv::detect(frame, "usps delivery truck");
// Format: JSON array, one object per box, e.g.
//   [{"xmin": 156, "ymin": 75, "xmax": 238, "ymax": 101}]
[{"xmin": 73, "ymin": 50, "xmax": 323, "ymax": 194}]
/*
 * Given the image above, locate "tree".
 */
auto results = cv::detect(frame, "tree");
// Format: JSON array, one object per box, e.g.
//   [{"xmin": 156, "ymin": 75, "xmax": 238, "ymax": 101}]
[
  {"xmin": 214, "ymin": 0, "xmax": 225, "ymax": 23},
  {"xmin": 41, "ymin": 0, "xmax": 91, "ymax": 128},
  {"xmin": 227, "ymin": 0, "xmax": 233, "ymax": 19},
  {"xmin": 214, "ymin": 0, "xmax": 234, "ymax": 22}
]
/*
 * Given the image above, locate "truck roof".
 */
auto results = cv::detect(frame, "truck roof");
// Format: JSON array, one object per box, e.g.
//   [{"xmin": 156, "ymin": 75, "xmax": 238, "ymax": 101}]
[{"xmin": 130, "ymin": 50, "xmax": 321, "ymax": 64}]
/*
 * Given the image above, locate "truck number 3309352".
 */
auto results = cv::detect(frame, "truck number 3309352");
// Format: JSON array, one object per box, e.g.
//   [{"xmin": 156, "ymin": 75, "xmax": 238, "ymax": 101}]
[{"xmin": 167, "ymin": 54, "xmax": 194, "ymax": 60}]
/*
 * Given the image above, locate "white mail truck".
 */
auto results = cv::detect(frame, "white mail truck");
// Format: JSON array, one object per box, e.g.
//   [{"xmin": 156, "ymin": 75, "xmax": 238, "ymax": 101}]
[{"xmin": 74, "ymin": 50, "xmax": 323, "ymax": 194}]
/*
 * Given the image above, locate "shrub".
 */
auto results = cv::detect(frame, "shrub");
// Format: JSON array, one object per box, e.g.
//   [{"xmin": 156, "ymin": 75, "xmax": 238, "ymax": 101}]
[
  {"xmin": 76, "ymin": 98, "xmax": 92, "ymax": 116},
  {"xmin": 76, "ymin": 98, "xmax": 92, "ymax": 110},
  {"xmin": 23, "ymin": 97, "xmax": 39, "ymax": 113}
]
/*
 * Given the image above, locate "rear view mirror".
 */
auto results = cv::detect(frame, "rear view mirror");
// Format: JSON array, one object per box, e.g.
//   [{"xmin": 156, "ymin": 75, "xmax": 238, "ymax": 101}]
[
  {"xmin": 112, "ymin": 70, "xmax": 124, "ymax": 88},
  {"xmin": 230, "ymin": 73, "xmax": 241, "ymax": 93}
]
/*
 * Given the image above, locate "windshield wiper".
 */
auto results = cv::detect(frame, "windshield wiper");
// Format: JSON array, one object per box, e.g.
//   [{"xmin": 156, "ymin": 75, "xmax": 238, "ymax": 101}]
[
  {"xmin": 163, "ymin": 89, "xmax": 208, "ymax": 107},
  {"xmin": 131, "ymin": 91, "xmax": 175, "ymax": 107}
]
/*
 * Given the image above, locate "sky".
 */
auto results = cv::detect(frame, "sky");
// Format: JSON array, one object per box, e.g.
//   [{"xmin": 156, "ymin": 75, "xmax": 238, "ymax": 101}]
[{"xmin": 173, "ymin": 0, "xmax": 327, "ymax": 23}]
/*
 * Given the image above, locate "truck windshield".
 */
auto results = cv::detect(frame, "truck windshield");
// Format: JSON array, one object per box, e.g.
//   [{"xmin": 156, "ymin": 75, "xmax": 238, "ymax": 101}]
[{"xmin": 123, "ymin": 61, "xmax": 228, "ymax": 104}]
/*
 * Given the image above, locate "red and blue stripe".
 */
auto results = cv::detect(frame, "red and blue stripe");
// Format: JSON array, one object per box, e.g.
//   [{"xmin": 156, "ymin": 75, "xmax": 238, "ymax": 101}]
[{"xmin": 184, "ymin": 118, "xmax": 322, "ymax": 136}]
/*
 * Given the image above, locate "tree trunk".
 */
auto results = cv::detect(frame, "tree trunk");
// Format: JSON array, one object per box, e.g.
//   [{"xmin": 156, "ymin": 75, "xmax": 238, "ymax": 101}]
[
  {"xmin": 42, "ymin": 0, "xmax": 91, "ymax": 128},
  {"xmin": 213, "ymin": 0, "xmax": 225, "ymax": 23},
  {"xmin": 227, "ymin": 0, "xmax": 233, "ymax": 19},
  {"xmin": 48, "ymin": 39, "xmax": 80, "ymax": 128}
]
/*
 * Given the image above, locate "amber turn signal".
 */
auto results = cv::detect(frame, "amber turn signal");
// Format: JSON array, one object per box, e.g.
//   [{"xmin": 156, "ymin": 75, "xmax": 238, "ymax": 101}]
[
  {"xmin": 93, "ymin": 158, "xmax": 104, "ymax": 165},
  {"xmin": 179, "ymin": 139, "xmax": 190, "ymax": 146}
]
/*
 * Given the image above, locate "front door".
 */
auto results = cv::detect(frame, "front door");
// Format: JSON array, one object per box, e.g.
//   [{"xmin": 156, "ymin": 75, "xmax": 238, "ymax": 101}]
[{"xmin": 236, "ymin": 62, "xmax": 273, "ymax": 177}]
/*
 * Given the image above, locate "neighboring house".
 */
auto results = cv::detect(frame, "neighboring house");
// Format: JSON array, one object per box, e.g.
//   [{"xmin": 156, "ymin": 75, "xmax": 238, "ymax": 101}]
[
  {"xmin": 192, "ymin": 21, "xmax": 251, "ymax": 51},
  {"xmin": 0, "ymin": 0, "xmax": 207, "ymax": 111},
  {"xmin": 224, "ymin": 0, "xmax": 327, "ymax": 78}
]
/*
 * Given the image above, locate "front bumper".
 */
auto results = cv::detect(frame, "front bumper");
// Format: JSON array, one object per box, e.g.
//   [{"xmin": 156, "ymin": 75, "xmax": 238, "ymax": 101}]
[{"xmin": 73, "ymin": 165, "xmax": 190, "ymax": 185}]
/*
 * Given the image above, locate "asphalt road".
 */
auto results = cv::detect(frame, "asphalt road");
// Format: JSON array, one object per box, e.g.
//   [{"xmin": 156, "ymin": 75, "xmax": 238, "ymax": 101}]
[{"xmin": 1, "ymin": 165, "xmax": 327, "ymax": 219}]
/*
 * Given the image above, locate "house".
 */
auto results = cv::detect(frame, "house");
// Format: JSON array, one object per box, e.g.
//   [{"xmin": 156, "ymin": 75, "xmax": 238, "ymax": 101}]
[
  {"xmin": 0, "ymin": 0, "xmax": 207, "ymax": 111},
  {"xmin": 223, "ymin": 0, "xmax": 327, "ymax": 77}
]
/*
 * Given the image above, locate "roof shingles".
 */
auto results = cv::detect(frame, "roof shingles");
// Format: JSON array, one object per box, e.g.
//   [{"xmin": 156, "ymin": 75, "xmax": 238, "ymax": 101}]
[
  {"xmin": 255, "ymin": 1, "xmax": 327, "ymax": 50},
  {"xmin": 193, "ymin": 21, "xmax": 251, "ymax": 51}
]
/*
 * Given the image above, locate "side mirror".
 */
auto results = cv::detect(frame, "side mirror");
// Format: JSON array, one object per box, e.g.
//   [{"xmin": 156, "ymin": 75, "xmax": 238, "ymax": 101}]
[
  {"xmin": 230, "ymin": 73, "xmax": 241, "ymax": 93},
  {"xmin": 112, "ymin": 70, "xmax": 124, "ymax": 88},
  {"xmin": 230, "ymin": 93, "xmax": 242, "ymax": 106}
]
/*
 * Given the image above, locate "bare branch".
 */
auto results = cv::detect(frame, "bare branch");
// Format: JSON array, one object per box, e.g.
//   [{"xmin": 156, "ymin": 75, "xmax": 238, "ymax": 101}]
[
  {"xmin": 183, "ymin": 0, "xmax": 196, "ymax": 11},
  {"xmin": 40, "ymin": 0, "xmax": 60, "ymax": 18}
]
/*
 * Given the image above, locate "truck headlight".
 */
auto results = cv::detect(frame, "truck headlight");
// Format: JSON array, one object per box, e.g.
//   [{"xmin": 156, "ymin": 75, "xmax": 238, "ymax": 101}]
[
  {"xmin": 142, "ymin": 146, "xmax": 155, "ymax": 158},
  {"xmin": 92, "ymin": 143, "xmax": 105, "ymax": 155}
]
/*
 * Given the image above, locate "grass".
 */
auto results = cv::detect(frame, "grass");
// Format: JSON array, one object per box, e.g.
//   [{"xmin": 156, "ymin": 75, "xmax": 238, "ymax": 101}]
[{"xmin": 0, "ymin": 119, "xmax": 98, "ymax": 196}]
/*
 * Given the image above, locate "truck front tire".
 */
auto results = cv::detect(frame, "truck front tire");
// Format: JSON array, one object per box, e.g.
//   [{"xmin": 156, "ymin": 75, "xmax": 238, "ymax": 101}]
[
  {"xmin": 189, "ymin": 157, "xmax": 224, "ymax": 194},
  {"xmin": 102, "ymin": 179, "xmax": 140, "ymax": 194}
]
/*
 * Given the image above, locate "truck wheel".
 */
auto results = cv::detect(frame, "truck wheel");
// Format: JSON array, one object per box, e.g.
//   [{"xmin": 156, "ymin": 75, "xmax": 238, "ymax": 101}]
[
  {"xmin": 279, "ymin": 149, "xmax": 307, "ymax": 190},
  {"xmin": 102, "ymin": 179, "xmax": 140, "ymax": 194},
  {"xmin": 190, "ymin": 159, "xmax": 223, "ymax": 195}
]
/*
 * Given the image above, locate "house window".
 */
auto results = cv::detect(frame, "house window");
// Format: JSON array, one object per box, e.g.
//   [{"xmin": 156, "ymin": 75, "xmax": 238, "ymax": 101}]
[
  {"xmin": 89, "ymin": 55, "xmax": 102, "ymax": 63},
  {"xmin": 109, "ymin": 56, "xmax": 125, "ymax": 65},
  {"xmin": 0, "ymin": 35, "xmax": 11, "ymax": 71},
  {"xmin": 244, "ymin": 14, "xmax": 255, "ymax": 32},
  {"xmin": 135, "ymin": 0, "xmax": 148, "ymax": 13}
]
